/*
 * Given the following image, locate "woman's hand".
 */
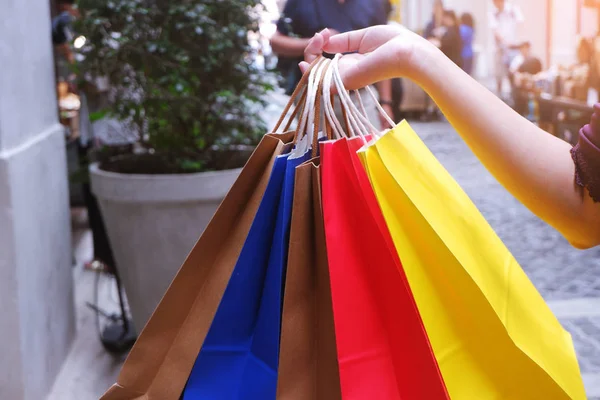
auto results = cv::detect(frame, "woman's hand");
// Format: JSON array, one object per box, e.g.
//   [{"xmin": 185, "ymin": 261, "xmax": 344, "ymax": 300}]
[{"xmin": 299, "ymin": 25, "xmax": 437, "ymax": 90}]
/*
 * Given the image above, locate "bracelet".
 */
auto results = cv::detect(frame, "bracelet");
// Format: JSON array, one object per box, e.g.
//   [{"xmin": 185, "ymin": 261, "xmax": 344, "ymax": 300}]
[
  {"xmin": 380, "ymin": 100, "xmax": 393, "ymax": 106},
  {"xmin": 571, "ymin": 125, "xmax": 600, "ymax": 203}
]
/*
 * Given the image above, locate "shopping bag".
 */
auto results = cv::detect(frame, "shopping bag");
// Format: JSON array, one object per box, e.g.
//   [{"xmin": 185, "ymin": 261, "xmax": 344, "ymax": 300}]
[
  {"xmin": 182, "ymin": 56, "xmax": 328, "ymax": 400},
  {"xmin": 101, "ymin": 55, "xmax": 326, "ymax": 400},
  {"xmin": 100, "ymin": 132, "xmax": 294, "ymax": 400},
  {"xmin": 183, "ymin": 149, "xmax": 313, "ymax": 399},
  {"xmin": 320, "ymin": 137, "xmax": 449, "ymax": 399},
  {"xmin": 276, "ymin": 158, "xmax": 341, "ymax": 400},
  {"xmin": 182, "ymin": 146, "xmax": 291, "ymax": 399},
  {"xmin": 254, "ymin": 149, "xmax": 312, "ymax": 366},
  {"xmin": 359, "ymin": 120, "xmax": 586, "ymax": 400}
]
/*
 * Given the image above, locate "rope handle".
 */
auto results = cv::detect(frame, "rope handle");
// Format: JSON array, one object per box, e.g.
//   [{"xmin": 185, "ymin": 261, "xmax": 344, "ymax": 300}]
[{"xmin": 271, "ymin": 56, "xmax": 323, "ymax": 134}]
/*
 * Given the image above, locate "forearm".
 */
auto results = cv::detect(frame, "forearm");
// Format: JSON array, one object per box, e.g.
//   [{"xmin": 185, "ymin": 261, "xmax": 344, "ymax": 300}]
[
  {"xmin": 411, "ymin": 46, "xmax": 600, "ymax": 248},
  {"xmin": 271, "ymin": 33, "xmax": 311, "ymax": 58}
]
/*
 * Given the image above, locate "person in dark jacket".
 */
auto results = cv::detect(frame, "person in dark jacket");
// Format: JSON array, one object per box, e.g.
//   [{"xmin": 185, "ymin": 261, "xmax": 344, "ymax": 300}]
[
  {"xmin": 52, "ymin": 0, "xmax": 79, "ymax": 66},
  {"xmin": 270, "ymin": 0, "xmax": 393, "ymax": 128},
  {"xmin": 440, "ymin": 10, "xmax": 463, "ymax": 69}
]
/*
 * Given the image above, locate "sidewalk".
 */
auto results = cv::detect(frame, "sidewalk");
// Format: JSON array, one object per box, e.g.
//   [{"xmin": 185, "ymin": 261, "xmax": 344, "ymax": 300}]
[{"xmin": 47, "ymin": 219, "xmax": 124, "ymax": 399}]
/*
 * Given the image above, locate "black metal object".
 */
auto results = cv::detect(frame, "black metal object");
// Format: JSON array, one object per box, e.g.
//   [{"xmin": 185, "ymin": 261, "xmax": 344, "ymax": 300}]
[
  {"xmin": 79, "ymin": 142, "xmax": 138, "ymax": 355},
  {"xmin": 86, "ymin": 268, "xmax": 137, "ymax": 355},
  {"xmin": 99, "ymin": 270, "xmax": 137, "ymax": 354}
]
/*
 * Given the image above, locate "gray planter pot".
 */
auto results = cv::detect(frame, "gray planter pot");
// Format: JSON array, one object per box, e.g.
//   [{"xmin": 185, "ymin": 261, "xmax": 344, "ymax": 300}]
[{"xmin": 90, "ymin": 163, "xmax": 242, "ymax": 330}]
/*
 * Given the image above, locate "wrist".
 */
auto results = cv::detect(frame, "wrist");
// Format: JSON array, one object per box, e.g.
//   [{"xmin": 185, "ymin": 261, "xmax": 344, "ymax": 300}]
[
  {"xmin": 401, "ymin": 38, "xmax": 443, "ymax": 85},
  {"xmin": 408, "ymin": 43, "xmax": 453, "ymax": 92}
]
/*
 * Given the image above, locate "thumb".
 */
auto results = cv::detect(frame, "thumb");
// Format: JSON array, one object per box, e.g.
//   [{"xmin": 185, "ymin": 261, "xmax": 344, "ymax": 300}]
[
  {"xmin": 299, "ymin": 61, "xmax": 310, "ymax": 74},
  {"xmin": 304, "ymin": 32, "xmax": 325, "ymax": 63}
]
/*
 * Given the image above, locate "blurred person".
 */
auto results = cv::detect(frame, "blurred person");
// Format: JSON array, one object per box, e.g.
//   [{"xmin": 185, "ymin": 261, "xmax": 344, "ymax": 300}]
[
  {"xmin": 563, "ymin": 37, "xmax": 592, "ymax": 101},
  {"xmin": 421, "ymin": 1, "xmax": 446, "ymax": 121},
  {"xmin": 509, "ymin": 41, "xmax": 542, "ymax": 115},
  {"xmin": 423, "ymin": 8, "xmax": 462, "ymax": 120},
  {"xmin": 460, "ymin": 13, "xmax": 475, "ymax": 75},
  {"xmin": 509, "ymin": 42, "xmax": 543, "ymax": 77},
  {"xmin": 490, "ymin": 0, "xmax": 524, "ymax": 96},
  {"xmin": 271, "ymin": 0, "xmax": 393, "ymax": 129},
  {"xmin": 52, "ymin": 0, "xmax": 79, "ymax": 76},
  {"xmin": 440, "ymin": 10, "xmax": 463, "ymax": 69},
  {"xmin": 424, "ymin": 0, "xmax": 445, "ymax": 40},
  {"xmin": 302, "ymin": 26, "xmax": 600, "ymax": 249}
]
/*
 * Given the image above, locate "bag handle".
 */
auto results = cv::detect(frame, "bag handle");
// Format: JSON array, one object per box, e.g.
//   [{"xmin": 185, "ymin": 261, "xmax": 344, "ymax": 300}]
[
  {"xmin": 271, "ymin": 57, "xmax": 322, "ymax": 134},
  {"xmin": 329, "ymin": 54, "xmax": 396, "ymax": 138},
  {"xmin": 322, "ymin": 56, "xmax": 346, "ymax": 140},
  {"xmin": 295, "ymin": 57, "xmax": 328, "ymax": 153},
  {"xmin": 330, "ymin": 54, "xmax": 366, "ymax": 138},
  {"xmin": 312, "ymin": 59, "xmax": 333, "ymax": 156},
  {"xmin": 295, "ymin": 56, "xmax": 333, "ymax": 157}
]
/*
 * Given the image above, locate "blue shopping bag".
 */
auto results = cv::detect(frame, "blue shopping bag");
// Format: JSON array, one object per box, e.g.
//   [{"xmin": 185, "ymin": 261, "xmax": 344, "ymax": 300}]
[
  {"xmin": 183, "ymin": 147, "xmax": 310, "ymax": 399},
  {"xmin": 250, "ymin": 150, "xmax": 312, "ymax": 366}
]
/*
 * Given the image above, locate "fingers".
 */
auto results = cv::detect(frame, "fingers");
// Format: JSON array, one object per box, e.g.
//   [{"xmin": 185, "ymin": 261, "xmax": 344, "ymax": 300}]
[
  {"xmin": 299, "ymin": 61, "xmax": 310, "ymax": 74},
  {"xmin": 303, "ymin": 33, "xmax": 323, "ymax": 63},
  {"xmin": 304, "ymin": 28, "xmax": 333, "ymax": 64},
  {"xmin": 340, "ymin": 41, "xmax": 402, "ymax": 90},
  {"xmin": 324, "ymin": 28, "xmax": 370, "ymax": 54},
  {"xmin": 324, "ymin": 25, "xmax": 403, "ymax": 54}
]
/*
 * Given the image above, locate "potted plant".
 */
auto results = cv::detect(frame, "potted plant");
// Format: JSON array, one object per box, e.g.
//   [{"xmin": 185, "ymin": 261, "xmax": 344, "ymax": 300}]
[{"xmin": 76, "ymin": 0, "xmax": 272, "ymax": 329}]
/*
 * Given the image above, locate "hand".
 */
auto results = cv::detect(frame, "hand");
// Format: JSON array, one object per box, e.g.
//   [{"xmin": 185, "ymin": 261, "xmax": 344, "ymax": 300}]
[
  {"xmin": 300, "ymin": 26, "xmax": 435, "ymax": 91},
  {"xmin": 325, "ymin": 28, "xmax": 341, "ymax": 37}
]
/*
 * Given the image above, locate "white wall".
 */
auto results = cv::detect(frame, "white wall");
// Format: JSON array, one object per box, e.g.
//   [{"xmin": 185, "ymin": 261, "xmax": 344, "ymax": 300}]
[{"xmin": 0, "ymin": 0, "xmax": 75, "ymax": 399}]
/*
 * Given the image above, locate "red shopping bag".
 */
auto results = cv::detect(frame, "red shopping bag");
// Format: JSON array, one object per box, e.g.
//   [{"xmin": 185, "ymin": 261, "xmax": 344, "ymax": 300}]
[{"xmin": 321, "ymin": 137, "xmax": 449, "ymax": 400}]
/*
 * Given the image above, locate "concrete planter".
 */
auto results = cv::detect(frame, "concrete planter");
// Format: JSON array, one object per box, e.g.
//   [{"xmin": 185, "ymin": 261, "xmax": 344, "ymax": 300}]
[{"xmin": 90, "ymin": 163, "xmax": 242, "ymax": 330}]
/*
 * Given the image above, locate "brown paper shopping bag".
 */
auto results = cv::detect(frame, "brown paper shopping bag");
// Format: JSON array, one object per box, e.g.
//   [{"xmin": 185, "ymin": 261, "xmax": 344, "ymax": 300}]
[
  {"xmin": 100, "ymin": 57, "xmax": 328, "ymax": 400},
  {"xmin": 276, "ymin": 158, "xmax": 341, "ymax": 400},
  {"xmin": 101, "ymin": 132, "xmax": 294, "ymax": 400}
]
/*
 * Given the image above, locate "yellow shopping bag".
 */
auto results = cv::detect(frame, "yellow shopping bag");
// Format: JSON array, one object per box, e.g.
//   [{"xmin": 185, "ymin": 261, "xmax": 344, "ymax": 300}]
[{"xmin": 358, "ymin": 121, "xmax": 586, "ymax": 400}]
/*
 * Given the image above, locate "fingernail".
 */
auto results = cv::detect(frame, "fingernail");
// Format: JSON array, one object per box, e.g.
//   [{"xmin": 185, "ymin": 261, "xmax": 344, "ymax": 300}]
[{"xmin": 320, "ymin": 28, "xmax": 329, "ymax": 34}]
